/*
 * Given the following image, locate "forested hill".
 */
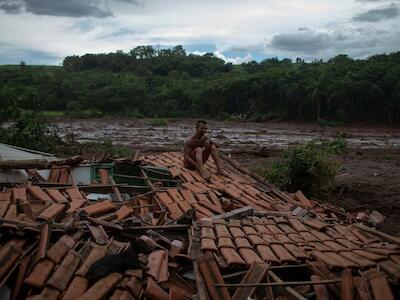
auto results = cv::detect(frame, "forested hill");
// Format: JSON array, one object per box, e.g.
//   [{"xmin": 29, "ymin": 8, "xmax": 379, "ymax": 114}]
[{"xmin": 1, "ymin": 45, "xmax": 400, "ymax": 124}]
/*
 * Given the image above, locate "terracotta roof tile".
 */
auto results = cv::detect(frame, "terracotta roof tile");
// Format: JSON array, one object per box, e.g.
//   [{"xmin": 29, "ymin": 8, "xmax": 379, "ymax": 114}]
[
  {"xmin": 38, "ymin": 203, "xmax": 66, "ymax": 220},
  {"xmin": 219, "ymin": 247, "xmax": 246, "ymax": 265},
  {"xmin": 283, "ymin": 243, "xmax": 309, "ymax": 260},
  {"xmin": 288, "ymin": 218, "xmax": 309, "ymax": 232},
  {"xmin": 61, "ymin": 276, "xmax": 89, "ymax": 300},
  {"xmin": 218, "ymin": 237, "xmax": 235, "ymax": 249},
  {"xmin": 234, "ymin": 237, "xmax": 252, "ymax": 249},
  {"xmin": 270, "ymin": 244, "xmax": 297, "ymax": 262},
  {"xmin": 215, "ymin": 225, "xmax": 231, "ymax": 238},
  {"xmin": 24, "ymin": 259, "xmax": 55, "ymax": 288},
  {"xmin": 27, "ymin": 186, "xmax": 53, "ymax": 202},
  {"xmin": 147, "ymin": 250, "xmax": 169, "ymax": 283},
  {"xmin": 228, "ymin": 219, "xmax": 241, "ymax": 227},
  {"xmin": 229, "ymin": 227, "xmax": 246, "ymax": 238},
  {"xmin": 275, "ymin": 234, "xmax": 293, "ymax": 244},
  {"xmin": 255, "ymin": 245, "xmax": 280, "ymax": 263},
  {"xmin": 242, "ymin": 226, "xmax": 258, "ymax": 235},
  {"xmin": 366, "ymin": 270, "xmax": 395, "ymax": 300},
  {"xmin": 47, "ymin": 235, "xmax": 76, "ymax": 264},
  {"xmin": 76, "ymin": 246, "xmax": 108, "ymax": 276},
  {"xmin": 115, "ymin": 205, "xmax": 134, "ymax": 220},
  {"xmin": 238, "ymin": 248, "xmax": 264, "ymax": 264},
  {"xmin": 166, "ymin": 202, "xmax": 184, "ymax": 219},
  {"xmin": 339, "ymin": 251, "xmax": 376, "ymax": 268},
  {"xmin": 143, "ymin": 278, "xmax": 169, "ymax": 300},
  {"xmin": 248, "ymin": 234, "xmax": 267, "ymax": 246},
  {"xmin": 201, "ymin": 227, "xmax": 216, "ymax": 240},
  {"xmin": 378, "ymin": 260, "xmax": 400, "ymax": 283},
  {"xmin": 322, "ymin": 241, "xmax": 348, "ymax": 252},
  {"xmin": 299, "ymin": 231, "xmax": 319, "ymax": 242},
  {"xmin": 79, "ymin": 272, "xmax": 123, "ymax": 300},
  {"xmin": 46, "ymin": 189, "xmax": 68, "ymax": 204},
  {"xmin": 352, "ymin": 249, "xmax": 386, "ymax": 261},
  {"xmin": 201, "ymin": 238, "xmax": 218, "ymax": 252},
  {"xmin": 47, "ymin": 251, "xmax": 82, "ymax": 291}
]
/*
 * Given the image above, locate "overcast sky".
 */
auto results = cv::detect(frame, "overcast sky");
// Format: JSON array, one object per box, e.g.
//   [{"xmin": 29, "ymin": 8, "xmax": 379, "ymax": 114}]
[{"xmin": 0, "ymin": 0, "xmax": 399, "ymax": 64}]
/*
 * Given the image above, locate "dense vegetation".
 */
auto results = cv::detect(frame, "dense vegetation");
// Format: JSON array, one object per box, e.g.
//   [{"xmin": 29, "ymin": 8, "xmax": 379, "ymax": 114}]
[
  {"xmin": 1, "ymin": 45, "xmax": 400, "ymax": 124},
  {"xmin": 253, "ymin": 138, "xmax": 347, "ymax": 197}
]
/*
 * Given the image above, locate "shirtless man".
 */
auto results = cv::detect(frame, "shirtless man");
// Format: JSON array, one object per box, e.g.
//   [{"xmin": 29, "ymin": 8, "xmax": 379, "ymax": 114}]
[{"xmin": 184, "ymin": 120, "xmax": 228, "ymax": 180}]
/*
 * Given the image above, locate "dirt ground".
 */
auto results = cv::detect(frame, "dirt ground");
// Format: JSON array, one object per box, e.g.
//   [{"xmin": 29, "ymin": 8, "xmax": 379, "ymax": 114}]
[{"xmin": 233, "ymin": 148, "xmax": 400, "ymax": 236}]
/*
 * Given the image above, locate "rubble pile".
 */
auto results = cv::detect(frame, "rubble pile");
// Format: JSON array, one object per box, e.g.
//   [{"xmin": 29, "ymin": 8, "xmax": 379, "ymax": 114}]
[{"xmin": 0, "ymin": 150, "xmax": 399, "ymax": 299}]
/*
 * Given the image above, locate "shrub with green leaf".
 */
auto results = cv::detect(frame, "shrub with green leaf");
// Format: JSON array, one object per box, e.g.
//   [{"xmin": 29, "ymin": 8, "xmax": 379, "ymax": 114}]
[
  {"xmin": 254, "ymin": 141, "xmax": 342, "ymax": 197},
  {"xmin": 0, "ymin": 111, "xmax": 62, "ymax": 153}
]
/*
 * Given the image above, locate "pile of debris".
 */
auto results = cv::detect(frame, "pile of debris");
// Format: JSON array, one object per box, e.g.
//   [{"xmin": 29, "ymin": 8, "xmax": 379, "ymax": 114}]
[{"xmin": 0, "ymin": 146, "xmax": 399, "ymax": 299}]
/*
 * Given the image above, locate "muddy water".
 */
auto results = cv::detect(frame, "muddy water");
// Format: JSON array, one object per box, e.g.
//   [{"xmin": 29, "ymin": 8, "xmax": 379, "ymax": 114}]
[{"xmin": 55, "ymin": 119, "xmax": 400, "ymax": 150}]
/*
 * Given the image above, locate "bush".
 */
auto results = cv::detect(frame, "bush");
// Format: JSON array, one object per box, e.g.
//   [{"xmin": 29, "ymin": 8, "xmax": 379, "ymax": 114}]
[
  {"xmin": 0, "ymin": 111, "xmax": 62, "ymax": 153},
  {"xmin": 253, "ymin": 142, "xmax": 340, "ymax": 197},
  {"xmin": 148, "ymin": 118, "xmax": 167, "ymax": 126}
]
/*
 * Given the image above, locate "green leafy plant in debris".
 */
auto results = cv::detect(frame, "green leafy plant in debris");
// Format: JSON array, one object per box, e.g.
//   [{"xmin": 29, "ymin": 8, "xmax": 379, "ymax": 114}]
[
  {"xmin": 253, "ymin": 140, "xmax": 345, "ymax": 197},
  {"xmin": 0, "ymin": 111, "xmax": 62, "ymax": 153}
]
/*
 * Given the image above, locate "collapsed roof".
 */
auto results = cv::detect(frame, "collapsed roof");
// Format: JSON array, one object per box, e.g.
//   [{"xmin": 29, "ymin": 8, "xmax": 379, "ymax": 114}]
[{"xmin": 0, "ymin": 150, "xmax": 399, "ymax": 300}]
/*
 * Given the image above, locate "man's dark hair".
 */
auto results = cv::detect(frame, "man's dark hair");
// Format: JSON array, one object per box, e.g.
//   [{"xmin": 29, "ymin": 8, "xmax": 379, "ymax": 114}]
[{"xmin": 196, "ymin": 120, "xmax": 207, "ymax": 128}]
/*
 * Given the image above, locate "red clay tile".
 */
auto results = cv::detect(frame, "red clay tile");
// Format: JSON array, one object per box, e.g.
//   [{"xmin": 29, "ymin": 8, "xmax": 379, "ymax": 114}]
[
  {"xmin": 169, "ymin": 166, "xmax": 181, "ymax": 177},
  {"xmin": 46, "ymin": 189, "xmax": 68, "ymax": 204},
  {"xmin": 324, "ymin": 251, "xmax": 359, "ymax": 268},
  {"xmin": 65, "ymin": 187, "xmax": 84, "ymax": 201},
  {"xmin": 234, "ymin": 238, "xmax": 252, "ymax": 249},
  {"xmin": 76, "ymin": 246, "xmax": 108, "ymax": 276},
  {"xmin": 284, "ymin": 243, "xmax": 309, "ymax": 260},
  {"xmin": 38, "ymin": 203, "xmax": 65, "ymax": 220},
  {"xmin": 270, "ymin": 244, "xmax": 297, "ymax": 262},
  {"xmin": 255, "ymin": 245, "xmax": 279, "ymax": 263},
  {"xmin": 182, "ymin": 182, "xmax": 204, "ymax": 194},
  {"xmin": 341, "ymin": 268, "xmax": 354, "ymax": 300},
  {"xmin": 215, "ymin": 225, "xmax": 231, "ymax": 238},
  {"xmin": 0, "ymin": 201, "xmax": 10, "ymax": 218},
  {"xmin": 352, "ymin": 249, "xmax": 386, "ymax": 261},
  {"xmin": 275, "ymin": 234, "xmax": 293, "ymax": 244},
  {"xmin": 88, "ymin": 225, "xmax": 109, "ymax": 245},
  {"xmin": 36, "ymin": 287, "xmax": 61, "ymax": 300},
  {"xmin": 219, "ymin": 247, "xmax": 246, "ymax": 265},
  {"xmin": 277, "ymin": 224, "xmax": 297, "ymax": 234},
  {"xmin": 79, "ymin": 272, "xmax": 123, "ymax": 300},
  {"xmin": 378, "ymin": 260, "xmax": 400, "ymax": 283},
  {"xmin": 144, "ymin": 278, "xmax": 169, "ymax": 300},
  {"xmin": 339, "ymin": 252, "xmax": 375, "ymax": 268},
  {"xmin": 0, "ymin": 191, "xmax": 11, "ymax": 202},
  {"xmin": 217, "ymin": 237, "xmax": 235, "ymax": 249},
  {"xmin": 180, "ymin": 189, "xmax": 196, "ymax": 204},
  {"xmin": 265, "ymin": 224, "xmax": 284, "ymax": 235},
  {"xmin": 61, "ymin": 276, "xmax": 89, "ymax": 300},
  {"xmin": 167, "ymin": 189, "xmax": 185, "ymax": 202},
  {"xmin": 311, "ymin": 275, "xmax": 330, "ymax": 300},
  {"xmin": 201, "ymin": 227, "xmax": 216, "ymax": 240},
  {"xmin": 208, "ymin": 191, "xmax": 222, "ymax": 208},
  {"xmin": 229, "ymin": 227, "xmax": 246, "ymax": 238},
  {"xmin": 241, "ymin": 226, "xmax": 258, "ymax": 236},
  {"xmin": 81, "ymin": 200, "xmax": 116, "ymax": 216},
  {"xmin": 247, "ymin": 235, "xmax": 267, "ymax": 246},
  {"xmin": 196, "ymin": 252, "xmax": 232, "ymax": 300},
  {"xmin": 238, "ymin": 248, "xmax": 264, "ymax": 264},
  {"xmin": 47, "ymin": 251, "xmax": 82, "ymax": 291},
  {"xmin": 24, "ymin": 259, "xmax": 55, "ymax": 288},
  {"xmin": 114, "ymin": 205, "xmax": 134, "ymax": 220},
  {"xmin": 0, "ymin": 240, "xmax": 24, "ymax": 280},
  {"xmin": 200, "ymin": 219, "xmax": 213, "ymax": 227},
  {"xmin": 287, "ymin": 233, "xmax": 304, "ymax": 243},
  {"xmin": 47, "ymin": 235, "xmax": 76, "ymax": 264},
  {"xmin": 147, "ymin": 250, "xmax": 169, "ymax": 283},
  {"xmin": 288, "ymin": 218, "xmax": 308, "ymax": 232},
  {"xmin": 310, "ymin": 230, "xmax": 332, "ymax": 242},
  {"xmin": 366, "ymin": 270, "xmax": 395, "ymax": 300},
  {"xmin": 299, "ymin": 231, "xmax": 319, "ymax": 242},
  {"xmin": 201, "ymin": 238, "xmax": 218, "ymax": 251},
  {"xmin": 323, "ymin": 241, "xmax": 348, "ymax": 252},
  {"xmin": 254, "ymin": 224, "xmax": 270, "ymax": 234},
  {"xmin": 166, "ymin": 202, "xmax": 184, "ymax": 219},
  {"xmin": 228, "ymin": 219, "xmax": 241, "ymax": 227},
  {"xmin": 194, "ymin": 204, "xmax": 214, "ymax": 217}
]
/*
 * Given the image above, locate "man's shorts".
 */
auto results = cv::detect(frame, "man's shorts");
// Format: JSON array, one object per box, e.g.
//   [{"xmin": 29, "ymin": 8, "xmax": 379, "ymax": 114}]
[{"xmin": 184, "ymin": 146, "xmax": 212, "ymax": 170}]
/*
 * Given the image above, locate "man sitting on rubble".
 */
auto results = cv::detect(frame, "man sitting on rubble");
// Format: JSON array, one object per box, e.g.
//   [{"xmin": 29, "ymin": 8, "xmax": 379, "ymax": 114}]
[{"xmin": 184, "ymin": 120, "xmax": 228, "ymax": 180}]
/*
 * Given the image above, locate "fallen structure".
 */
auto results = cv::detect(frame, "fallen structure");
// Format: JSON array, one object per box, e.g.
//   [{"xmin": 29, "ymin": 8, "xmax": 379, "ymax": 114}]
[{"xmin": 0, "ymin": 148, "xmax": 399, "ymax": 299}]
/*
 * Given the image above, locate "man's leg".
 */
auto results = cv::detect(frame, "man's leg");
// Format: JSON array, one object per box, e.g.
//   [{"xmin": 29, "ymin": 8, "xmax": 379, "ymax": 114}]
[
  {"xmin": 210, "ymin": 145, "xmax": 228, "ymax": 176},
  {"xmin": 195, "ymin": 147, "xmax": 210, "ymax": 180}
]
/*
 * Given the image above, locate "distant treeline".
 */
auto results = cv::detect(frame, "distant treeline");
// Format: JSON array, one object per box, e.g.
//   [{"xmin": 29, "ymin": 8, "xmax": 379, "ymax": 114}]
[{"xmin": 1, "ymin": 45, "xmax": 400, "ymax": 124}]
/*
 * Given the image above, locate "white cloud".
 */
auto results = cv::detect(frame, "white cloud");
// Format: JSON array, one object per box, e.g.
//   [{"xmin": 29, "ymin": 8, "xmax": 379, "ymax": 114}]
[
  {"xmin": 214, "ymin": 50, "xmax": 253, "ymax": 64},
  {"xmin": 0, "ymin": 0, "xmax": 399, "ymax": 64}
]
